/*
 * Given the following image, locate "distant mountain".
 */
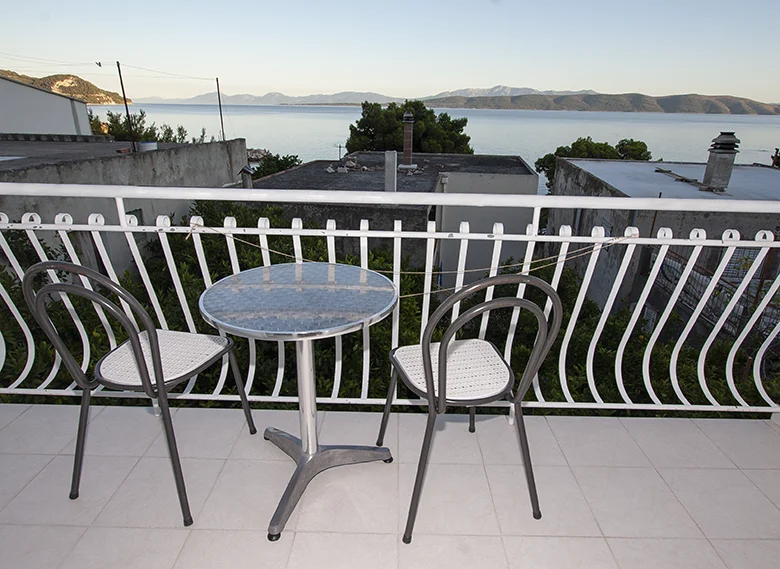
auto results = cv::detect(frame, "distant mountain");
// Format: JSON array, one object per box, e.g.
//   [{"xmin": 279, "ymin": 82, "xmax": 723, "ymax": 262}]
[
  {"xmin": 423, "ymin": 93, "xmax": 780, "ymax": 115},
  {"xmin": 135, "ymin": 91, "xmax": 404, "ymax": 105},
  {"xmin": 0, "ymin": 69, "xmax": 127, "ymax": 104},
  {"xmin": 423, "ymin": 85, "xmax": 598, "ymax": 98}
]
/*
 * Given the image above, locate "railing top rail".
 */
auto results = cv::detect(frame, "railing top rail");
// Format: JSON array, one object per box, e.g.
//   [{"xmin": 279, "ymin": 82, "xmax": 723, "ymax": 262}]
[{"xmin": 2, "ymin": 182, "xmax": 780, "ymax": 214}]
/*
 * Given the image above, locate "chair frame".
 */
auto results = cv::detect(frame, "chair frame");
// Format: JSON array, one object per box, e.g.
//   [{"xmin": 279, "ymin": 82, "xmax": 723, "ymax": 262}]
[
  {"xmin": 376, "ymin": 273, "xmax": 563, "ymax": 543},
  {"xmin": 22, "ymin": 260, "xmax": 257, "ymax": 526}
]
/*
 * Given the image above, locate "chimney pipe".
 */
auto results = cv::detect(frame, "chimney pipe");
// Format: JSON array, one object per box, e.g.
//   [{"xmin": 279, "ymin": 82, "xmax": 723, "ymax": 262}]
[
  {"xmin": 703, "ymin": 132, "xmax": 740, "ymax": 190},
  {"xmin": 402, "ymin": 111, "xmax": 414, "ymax": 166}
]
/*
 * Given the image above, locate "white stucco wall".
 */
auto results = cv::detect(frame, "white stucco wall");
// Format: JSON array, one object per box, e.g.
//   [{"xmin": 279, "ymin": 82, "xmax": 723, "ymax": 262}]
[
  {"xmin": 0, "ymin": 78, "xmax": 91, "ymax": 135},
  {"xmin": 436, "ymin": 171, "xmax": 539, "ymax": 287}
]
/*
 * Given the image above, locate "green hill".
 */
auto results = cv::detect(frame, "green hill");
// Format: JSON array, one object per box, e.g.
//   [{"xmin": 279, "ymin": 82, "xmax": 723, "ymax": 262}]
[
  {"xmin": 0, "ymin": 69, "xmax": 127, "ymax": 105},
  {"xmin": 426, "ymin": 92, "xmax": 780, "ymax": 114}
]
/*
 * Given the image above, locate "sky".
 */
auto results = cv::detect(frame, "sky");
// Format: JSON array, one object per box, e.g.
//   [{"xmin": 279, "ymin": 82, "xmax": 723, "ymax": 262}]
[{"xmin": 1, "ymin": 0, "xmax": 778, "ymax": 102}]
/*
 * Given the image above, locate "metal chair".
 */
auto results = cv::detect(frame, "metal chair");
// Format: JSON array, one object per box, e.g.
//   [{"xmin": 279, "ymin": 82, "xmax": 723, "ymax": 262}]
[
  {"xmin": 22, "ymin": 260, "xmax": 257, "ymax": 527},
  {"xmin": 376, "ymin": 273, "xmax": 563, "ymax": 543}
]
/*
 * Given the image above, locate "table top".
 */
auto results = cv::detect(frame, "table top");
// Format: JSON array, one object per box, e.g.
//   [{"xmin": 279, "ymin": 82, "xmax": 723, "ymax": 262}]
[{"xmin": 199, "ymin": 262, "xmax": 398, "ymax": 341}]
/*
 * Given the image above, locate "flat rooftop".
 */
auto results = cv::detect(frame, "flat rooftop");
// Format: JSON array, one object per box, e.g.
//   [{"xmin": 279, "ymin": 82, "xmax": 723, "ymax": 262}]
[
  {"xmin": 255, "ymin": 151, "xmax": 534, "ymax": 193},
  {"xmin": 569, "ymin": 159, "xmax": 780, "ymax": 201},
  {"xmin": 0, "ymin": 140, "xmax": 183, "ymax": 172}
]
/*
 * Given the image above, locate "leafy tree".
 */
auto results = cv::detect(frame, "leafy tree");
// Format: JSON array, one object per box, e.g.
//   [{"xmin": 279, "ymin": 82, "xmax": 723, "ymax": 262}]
[
  {"xmin": 535, "ymin": 137, "xmax": 652, "ymax": 188},
  {"xmin": 346, "ymin": 100, "xmax": 473, "ymax": 154},
  {"xmin": 251, "ymin": 153, "xmax": 303, "ymax": 179},
  {"xmin": 89, "ymin": 110, "xmax": 213, "ymax": 144}
]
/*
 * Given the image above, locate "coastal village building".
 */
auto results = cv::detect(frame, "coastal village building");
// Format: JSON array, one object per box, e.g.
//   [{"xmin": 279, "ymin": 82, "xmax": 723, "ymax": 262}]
[{"xmin": 0, "ymin": 75, "xmax": 91, "ymax": 136}]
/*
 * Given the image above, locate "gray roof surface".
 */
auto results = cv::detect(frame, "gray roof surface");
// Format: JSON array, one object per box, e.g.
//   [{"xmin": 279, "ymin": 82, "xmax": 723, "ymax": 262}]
[
  {"xmin": 568, "ymin": 159, "xmax": 780, "ymax": 201},
  {"xmin": 254, "ymin": 151, "xmax": 533, "ymax": 192},
  {"xmin": 0, "ymin": 140, "xmax": 184, "ymax": 171}
]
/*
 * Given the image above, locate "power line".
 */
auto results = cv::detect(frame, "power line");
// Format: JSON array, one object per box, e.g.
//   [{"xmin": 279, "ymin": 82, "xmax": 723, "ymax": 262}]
[
  {"xmin": 0, "ymin": 50, "xmax": 93, "ymax": 66},
  {"xmin": 119, "ymin": 63, "xmax": 212, "ymax": 82}
]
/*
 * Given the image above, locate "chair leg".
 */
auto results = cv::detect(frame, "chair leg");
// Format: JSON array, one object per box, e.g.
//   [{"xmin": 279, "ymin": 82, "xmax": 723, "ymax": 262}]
[
  {"xmin": 514, "ymin": 402, "xmax": 541, "ymax": 520},
  {"xmin": 69, "ymin": 389, "xmax": 91, "ymax": 500},
  {"xmin": 376, "ymin": 368, "xmax": 397, "ymax": 446},
  {"xmin": 402, "ymin": 409, "xmax": 437, "ymax": 544},
  {"xmin": 157, "ymin": 391, "xmax": 193, "ymax": 527},
  {"xmin": 229, "ymin": 350, "xmax": 257, "ymax": 435},
  {"xmin": 469, "ymin": 406, "xmax": 476, "ymax": 433}
]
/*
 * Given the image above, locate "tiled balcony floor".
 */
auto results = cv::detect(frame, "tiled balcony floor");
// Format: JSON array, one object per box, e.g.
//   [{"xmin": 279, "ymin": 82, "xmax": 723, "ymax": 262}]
[{"xmin": 1, "ymin": 403, "xmax": 780, "ymax": 568}]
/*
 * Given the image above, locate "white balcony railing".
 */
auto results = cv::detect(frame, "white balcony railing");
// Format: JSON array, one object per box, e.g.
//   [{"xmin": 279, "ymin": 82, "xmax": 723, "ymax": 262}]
[{"xmin": 1, "ymin": 182, "xmax": 779, "ymax": 414}]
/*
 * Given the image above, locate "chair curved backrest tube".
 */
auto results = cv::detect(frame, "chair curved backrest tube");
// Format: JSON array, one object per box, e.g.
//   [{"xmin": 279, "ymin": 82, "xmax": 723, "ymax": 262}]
[
  {"xmin": 22, "ymin": 261, "xmax": 164, "ymax": 398},
  {"xmin": 420, "ymin": 273, "xmax": 563, "ymax": 413}
]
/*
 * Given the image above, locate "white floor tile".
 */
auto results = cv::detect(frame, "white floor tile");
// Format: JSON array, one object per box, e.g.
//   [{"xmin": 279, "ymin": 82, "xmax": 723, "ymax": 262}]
[
  {"xmin": 0, "ymin": 524, "xmax": 85, "ymax": 569},
  {"xmin": 0, "ymin": 454, "xmax": 54, "ymax": 511},
  {"xmin": 287, "ymin": 532, "xmax": 397, "ymax": 569},
  {"xmin": 62, "ymin": 405, "xmax": 167, "ymax": 457},
  {"xmin": 60, "ymin": 527, "xmax": 188, "ymax": 569},
  {"xmin": 743, "ymin": 469, "xmax": 780, "ymax": 509},
  {"xmin": 607, "ymin": 538, "xmax": 727, "ymax": 569},
  {"xmin": 502, "ymin": 536, "xmax": 618, "ymax": 569},
  {"xmin": 400, "ymin": 535, "xmax": 508, "ymax": 569},
  {"xmin": 229, "ymin": 410, "xmax": 323, "ymax": 461},
  {"xmin": 173, "ymin": 529, "xmax": 293, "ymax": 569},
  {"xmin": 146, "ymin": 407, "xmax": 246, "ymax": 459},
  {"xmin": 621, "ymin": 418, "xmax": 735, "ymax": 469},
  {"xmin": 320, "ymin": 411, "xmax": 398, "ymax": 457},
  {"xmin": 0, "ymin": 404, "xmax": 102, "ymax": 455},
  {"xmin": 0, "ymin": 404, "xmax": 29, "ymax": 431},
  {"xmin": 487, "ymin": 465, "xmax": 601, "ymax": 536},
  {"xmin": 94, "ymin": 457, "xmax": 223, "ymax": 528},
  {"xmin": 297, "ymin": 461, "xmax": 398, "ymax": 533},
  {"xmin": 710, "ymin": 539, "xmax": 780, "ymax": 569},
  {"xmin": 693, "ymin": 419, "xmax": 780, "ymax": 469},
  {"xmin": 547, "ymin": 417, "xmax": 651, "ymax": 467},
  {"xmin": 573, "ymin": 466, "xmax": 702, "ymax": 538},
  {"xmin": 659, "ymin": 468, "xmax": 780, "ymax": 539},
  {"xmin": 0, "ymin": 455, "xmax": 136, "ymax": 526},
  {"xmin": 399, "ymin": 414, "xmax": 483, "ymax": 464},
  {"xmin": 399, "ymin": 463, "xmax": 499, "ymax": 535},
  {"xmin": 475, "ymin": 415, "xmax": 567, "ymax": 466},
  {"xmin": 197, "ymin": 459, "xmax": 298, "ymax": 530}
]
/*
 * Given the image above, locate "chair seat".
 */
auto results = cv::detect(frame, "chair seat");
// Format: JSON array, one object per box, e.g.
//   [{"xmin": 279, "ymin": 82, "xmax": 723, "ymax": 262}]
[
  {"xmin": 95, "ymin": 330, "xmax": 231, "ymax": 389},
  {"xmin": 392, "ymin": 339, "xmax": 513, "ymax": 401}
]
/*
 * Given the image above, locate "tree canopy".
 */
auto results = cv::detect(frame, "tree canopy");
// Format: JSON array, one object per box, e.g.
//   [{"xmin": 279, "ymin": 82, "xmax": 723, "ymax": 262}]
[
  {"xmin": 346, "ymin": 100, "xmax": 473, "ymax": 155},
  {"xmin": 535, "ymin": 137, "xmax": 652, "ymax": 188},
  {"xmin": 88, "ymin": 110, "xmax": 212, "ymax": 144},
  {"xmin": 251, "ymin": 153, "xmax": 302, "ymax": 179}
]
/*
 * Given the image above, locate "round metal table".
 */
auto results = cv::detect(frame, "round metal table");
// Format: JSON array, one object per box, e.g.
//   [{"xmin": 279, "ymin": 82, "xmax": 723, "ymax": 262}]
[{"xmin": 199, "ymin": 262, "xmax": 398, "ymax": 540}]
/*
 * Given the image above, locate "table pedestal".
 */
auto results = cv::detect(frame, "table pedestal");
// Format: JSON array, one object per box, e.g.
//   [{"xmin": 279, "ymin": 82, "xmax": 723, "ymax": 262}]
[{"xmin": 264, "ymin": 339, "xmax": 392, "ymax": 541}]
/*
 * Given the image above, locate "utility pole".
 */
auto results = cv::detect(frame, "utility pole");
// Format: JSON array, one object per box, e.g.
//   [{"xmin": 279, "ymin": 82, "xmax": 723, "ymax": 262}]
[
  {"xmin": 116, "ymin": 61, "xmax": 136, "ymax": 152},
  {"xmin": 216, "ymin": 77, "xmax": 226, "ymax": 142}
]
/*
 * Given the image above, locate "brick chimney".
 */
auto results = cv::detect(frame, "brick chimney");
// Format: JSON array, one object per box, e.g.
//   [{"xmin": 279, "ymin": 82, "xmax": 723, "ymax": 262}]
[
  {"xmin": 402, "ymin": 111, "xmax": 414, "ymax": 166},
  {"xmin": 703, "ymin": 132, "xmax": 740, "ymax": 190}
]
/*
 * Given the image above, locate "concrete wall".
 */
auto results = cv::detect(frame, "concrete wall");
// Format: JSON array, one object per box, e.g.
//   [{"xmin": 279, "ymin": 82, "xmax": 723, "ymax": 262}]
[
  {"xmin": 0, "ymin": 78, "xmax": 90, "ymax": 135},
  {"xmin": 0, "ymin": 140, "xmax": 247, "ymax": 274},
  {"xmin": 436, "ymin": 171, "xmax": 538, "ymax": 287},
  {"xmin": 547, "ymin": 158, "xmax": 780, "ymax": 312}
]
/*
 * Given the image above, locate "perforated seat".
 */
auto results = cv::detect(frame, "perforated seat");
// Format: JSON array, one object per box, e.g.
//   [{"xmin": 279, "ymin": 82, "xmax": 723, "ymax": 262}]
[
  {"xmin": 96, "ymin": 330, "xmax": 231, "ymax": 389},
  {"xmin": 392, "ymin": 339, "xmax": 512, "ymax": 401}
]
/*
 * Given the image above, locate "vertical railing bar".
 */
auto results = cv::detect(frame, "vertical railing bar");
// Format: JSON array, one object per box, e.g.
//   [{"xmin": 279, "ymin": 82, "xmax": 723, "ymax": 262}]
[
  {"xmin": 392, "ymin": 220, "xmax": 402, "ymax": 402},
  {"xmin": 504, "ymin": 210, "xmax": 540, "ymax": 360},
  {"xmin": 292, "ymin": 218, "xmax": 303, "ymax": 263},
  {"xmin": 326, "ymin": 219, "xmax": 343, "ymax": 399},
  {"xmin": 420, "ymin": 221, "xmax": 436, "ymax": 340},
  {"xmin": 360, "ymin": 219, "xmax": 370, "ymax": 400},
  {"xmin": 753, "ymin": 309, "xmax": 780, "ymax": 407},
  {"xmin": 559, "ymin": 226, "xmax": 605, "ymax": 404},
  {"xmin": 669, "ymin": 233, "xmax": 740, "ymax": 407},
  {"xmin": 451, "ymin": 221, "xmax": 470, "ymax": 321},
  {"xmin": 479, "ymin": 222, "xmax": 504, "ymax": 340},
  {"xmin": 646, "ymin": 230, "xmax": 706, "ymax": 405},
  {"xmin": 699, "ymin": 231, "xmax": 772, "ymax": 407},
  {"xmin": 122, "ymin": 216, "xmax": 168, "ymax": 330},
  {"xmin": 259, "ymin": 218, "xmax": 285, "ymax": 399}
]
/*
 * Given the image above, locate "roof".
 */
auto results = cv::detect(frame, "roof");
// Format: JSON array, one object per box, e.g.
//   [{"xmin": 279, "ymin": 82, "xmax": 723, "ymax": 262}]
[
  {"xmin": 0, "ymin": 75, "xmax": 89, "ymax": 105},
  {"xmin": 254, "ymin": 151, "xmax": 534, "ymax": 192},
  {"xmin": 567, "ymin": 159, "xmax": 780, "ymax": 201}
]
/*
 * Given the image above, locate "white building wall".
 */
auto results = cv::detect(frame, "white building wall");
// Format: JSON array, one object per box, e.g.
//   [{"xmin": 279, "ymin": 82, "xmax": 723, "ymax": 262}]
[
  {"xmin": 436, "ymin": 171, "xmax": 539, "ymax": 286},
  {"xmin": 0, "ymin": 78, "xmax": 91, "ymax": 135}
]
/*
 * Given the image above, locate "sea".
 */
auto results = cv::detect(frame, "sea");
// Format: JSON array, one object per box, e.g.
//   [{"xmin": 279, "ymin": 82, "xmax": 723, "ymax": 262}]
[{"xmin": 90, "ymin": 104, "xmax": 780, "ymax": 193}]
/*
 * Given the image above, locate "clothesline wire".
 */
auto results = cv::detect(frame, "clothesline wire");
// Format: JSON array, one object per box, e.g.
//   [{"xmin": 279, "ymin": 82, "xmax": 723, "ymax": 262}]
[{"xmin": 187, "ymin": 222, "xmax": 634, "ymax": 298}]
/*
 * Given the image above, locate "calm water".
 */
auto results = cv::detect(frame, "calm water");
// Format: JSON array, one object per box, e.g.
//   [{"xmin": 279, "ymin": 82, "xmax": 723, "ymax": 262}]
[{"xmin": 92, "ymin": 104, "xmax": 780, "ymax": 191}]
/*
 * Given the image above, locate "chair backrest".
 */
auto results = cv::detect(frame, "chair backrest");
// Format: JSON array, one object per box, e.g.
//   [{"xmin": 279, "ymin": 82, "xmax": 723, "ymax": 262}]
[
  {"xmin": 22, "ymin": 260, "xmax": 163, "ymax": 397},
  {"xmin": 420, "ymin": 274, "xmax": 563, "ymax": 412}
]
